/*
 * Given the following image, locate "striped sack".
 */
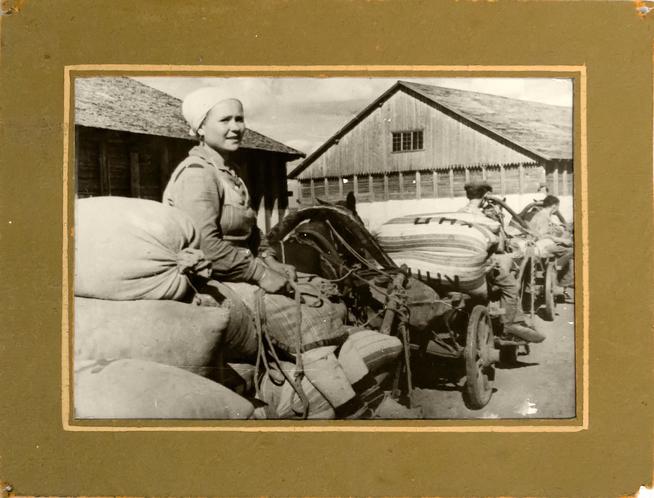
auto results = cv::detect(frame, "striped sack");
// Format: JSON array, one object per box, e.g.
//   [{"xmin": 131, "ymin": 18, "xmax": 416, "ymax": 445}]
[
  {"xmin": 255, "ymin": 329, "xmax": 402, "ymax": 419},
  {"xmin": 220, "ymin": 276, "xmax": 349, "ymax": 355},
  {"xmin": 377, "ymin": 213, "xmax": 498, "ymax": 297}
]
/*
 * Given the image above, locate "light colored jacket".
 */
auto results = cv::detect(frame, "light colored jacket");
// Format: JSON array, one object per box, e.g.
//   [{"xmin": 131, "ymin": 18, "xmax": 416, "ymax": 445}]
[{"xmin": 163, "ymin": 144, "xmax": 265, "ymax": 282}]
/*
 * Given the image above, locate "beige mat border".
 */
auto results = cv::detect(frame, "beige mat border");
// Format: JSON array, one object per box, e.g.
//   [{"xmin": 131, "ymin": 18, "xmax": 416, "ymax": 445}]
[{"xmin": 61, "ymin": 64, "xmax": 588, "ymax": 433}]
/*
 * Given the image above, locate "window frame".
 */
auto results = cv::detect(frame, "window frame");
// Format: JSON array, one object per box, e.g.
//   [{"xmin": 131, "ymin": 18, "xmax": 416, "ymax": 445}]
[{"xmin": 391, "ymin": 129, "xmax": 425, "ymax": 153}]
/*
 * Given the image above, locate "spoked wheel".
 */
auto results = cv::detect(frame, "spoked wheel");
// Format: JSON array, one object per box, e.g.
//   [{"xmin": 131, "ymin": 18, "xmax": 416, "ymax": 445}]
[
  {"xmin": 464, "ymin": 305, "xmax": 498, "ymax": 409},
  {"xmin": 542, "ymin": 260, "xmax": 557, "ymax": 321},
  {"xmin": 517, "ymin": 257, "xmax": 535, "ymax": 319}
]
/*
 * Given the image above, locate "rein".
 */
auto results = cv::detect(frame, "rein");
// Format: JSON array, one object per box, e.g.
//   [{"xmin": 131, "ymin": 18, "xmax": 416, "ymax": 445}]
[{"xmin": 253, "ymin": 284, "xmax": 310, "ymax": 419}]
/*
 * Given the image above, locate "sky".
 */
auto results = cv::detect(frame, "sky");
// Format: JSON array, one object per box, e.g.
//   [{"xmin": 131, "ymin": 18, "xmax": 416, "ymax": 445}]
[{"xmin": 135, "ymin": 76, "xmax": 573, "ymax": 167}]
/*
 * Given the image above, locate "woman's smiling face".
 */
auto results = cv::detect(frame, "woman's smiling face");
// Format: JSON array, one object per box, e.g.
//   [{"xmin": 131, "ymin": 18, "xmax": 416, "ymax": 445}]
[{"xmin": 199, "ymin": 99, "xmax": 245, "ymax": 153}]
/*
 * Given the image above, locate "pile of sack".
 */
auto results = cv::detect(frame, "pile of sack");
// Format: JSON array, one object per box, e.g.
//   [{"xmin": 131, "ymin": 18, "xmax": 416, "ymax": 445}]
[{"xmin": 73, "ymin": 197, "xmax": 256, "ymax": 419}]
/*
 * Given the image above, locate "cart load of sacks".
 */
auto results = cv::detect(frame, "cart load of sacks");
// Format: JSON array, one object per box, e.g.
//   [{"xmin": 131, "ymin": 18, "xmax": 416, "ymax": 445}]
[
  {"xmin": 74, "ymin": 196, "xmax": 361, "ymax": 419},
  {"xmin": 377, "ymin": 212, "xmax": 501, "ymax": 298}
]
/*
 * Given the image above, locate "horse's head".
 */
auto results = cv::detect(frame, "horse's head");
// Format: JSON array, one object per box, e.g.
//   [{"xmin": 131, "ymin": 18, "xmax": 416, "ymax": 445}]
[{"xmin": 316, "ymin": 192, "xmax": 364, "ymax": 226}]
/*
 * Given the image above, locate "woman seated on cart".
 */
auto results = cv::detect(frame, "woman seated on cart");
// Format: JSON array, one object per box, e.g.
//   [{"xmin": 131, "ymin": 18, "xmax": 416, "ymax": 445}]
[
  {"xmin": 528, "ymin": 195, "xmax": 574, "ymax": 298},
  {"xmin": 162, "ymin": 87, "xmax": 417, "ymax": 419},
  {"xmin": 458, "ymin": 181, "xmax": 545, "ymax": 344}
]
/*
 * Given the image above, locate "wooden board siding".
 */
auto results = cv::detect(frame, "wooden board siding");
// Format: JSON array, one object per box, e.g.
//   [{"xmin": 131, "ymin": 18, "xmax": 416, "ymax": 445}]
[
  {"xmin": 76, "ymin": 126, "xmax": 191, "ymax": 201},
  {"xmin": 452, "ymin": 168, "xmax": 467, "ymax": 197},
  {"xmin": 545, "ymin": 159, "xmax": 574, "ymax": 196},
  {"xmin": 372, "ymin": 174, "xmax": 385, "ymax": 200},
  {"xmin": 76, "ymin": 127, "xmax": 102, "ymax": 197},
  {"xmin": 486, "ymin": 165, "xmax": 502, "ymax": 194},
  {"xmin": 296, "ymin": 163, "xmax": 558, "ymax": 206},
  {"xmin": 420, "ymin": 170, "xmax": 434, "ymax": 199},
  {"xmin": 343, "ymin": 176, "xmax": 354, "ymax": 196},
  {"xmin": 504, "ymin": 164, "xmax": 521, "ymax": 194},
  {"xmin": 77, "ymin": 126, "xmax": 291, "ymax": 231},
  {"xmin": 468, "ymin": 166, "xmax": 484, "ymax": 183},
  {"xmin": 403, "ymin": 172, "xmax": 417, "ymax": 199},
  {"xmin": 357, "ymin": 174, "xmax": 371, "ymax": 202},
  {"xmin": 388, "ymin": 174, "xmax": 401, "ymax": 200},
  {"xmin": 298, "ymin": 90, "xmax": 535, "ymax": 180},
  {"xmin": 523, "ymin": 164, "xmax": 543, "ymax": 193}
]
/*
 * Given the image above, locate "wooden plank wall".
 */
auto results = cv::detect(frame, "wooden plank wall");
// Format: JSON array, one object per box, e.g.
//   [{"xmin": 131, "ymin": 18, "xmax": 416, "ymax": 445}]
[
  {"xmin": 75, "ymin": 126, "xmax": 292, "ymax": 234},
  {"xmin": 75, "ymin": 126, "xmax": 191, "ymax": 201},
  {"xmin": 297, "ymin": 163, "xmax": 554, "ymax": 204},
  {"xmin": 298, "ymin": 90, "xmax": 536, "ymax": 180},
  {"xmin": 546, "ymin": 159, "xmax": 574, "ymax": 196}
]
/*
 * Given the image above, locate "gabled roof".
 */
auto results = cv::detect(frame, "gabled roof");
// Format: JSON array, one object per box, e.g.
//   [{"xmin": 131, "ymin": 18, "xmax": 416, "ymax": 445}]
[
  {"xmin": 75, "ymin": 77, "xmax": 305, "ymax": 159},
  {"xmin": 289, "ymin": 80, "xmax": 571, "ymax": 178}
]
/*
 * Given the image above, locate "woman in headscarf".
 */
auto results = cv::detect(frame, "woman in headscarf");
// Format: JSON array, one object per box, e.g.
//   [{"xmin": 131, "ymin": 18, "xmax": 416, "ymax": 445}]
[{"xmin": 163, "ymin": 87, "xmax": 417, "ymax": 419}]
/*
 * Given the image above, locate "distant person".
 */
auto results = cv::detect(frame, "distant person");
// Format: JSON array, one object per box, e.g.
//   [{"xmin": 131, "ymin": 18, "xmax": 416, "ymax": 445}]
[
  {"xmin": 459, "ymin": 181, "xmax": 545, "ymax": 344},
  {"xmin": 534, "ymin": 183, "xmax": 549, "ymax": 202},
  {"xmin": 529, "ymin": 195, "xmax": 574, "ymax": 294}
]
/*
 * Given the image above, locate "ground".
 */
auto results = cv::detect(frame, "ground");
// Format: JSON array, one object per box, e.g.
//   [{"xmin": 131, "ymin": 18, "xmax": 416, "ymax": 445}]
[{"xmin": 410, "ymin": 301, "xmax": 576, "ymax": 419}]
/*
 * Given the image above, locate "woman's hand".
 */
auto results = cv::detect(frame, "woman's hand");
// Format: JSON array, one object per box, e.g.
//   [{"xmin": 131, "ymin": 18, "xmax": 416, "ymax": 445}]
[
  {"xmin": 257, "ymin": 267, "xmax": 291, "ymax": 294},
  {"xmin": 262, "ymin": 254, "xmax": 297, "ymax": 282}
]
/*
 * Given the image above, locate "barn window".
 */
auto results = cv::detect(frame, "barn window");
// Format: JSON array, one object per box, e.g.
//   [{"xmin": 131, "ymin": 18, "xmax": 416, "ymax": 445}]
[{"xmin": 392, "ymin": 130, "xmax": 424, "ymax": 152}]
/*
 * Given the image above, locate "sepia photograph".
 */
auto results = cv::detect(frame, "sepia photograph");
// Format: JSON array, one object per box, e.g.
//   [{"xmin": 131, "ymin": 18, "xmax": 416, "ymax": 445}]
[{"xmin": 71, "ymin": 74, "xmax": 576, "ymax": 421}]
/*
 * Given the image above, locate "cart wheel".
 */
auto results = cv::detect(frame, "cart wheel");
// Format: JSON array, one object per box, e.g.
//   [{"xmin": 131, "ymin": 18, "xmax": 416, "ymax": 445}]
[
  {"xmin": 542, "ymin": 261, "xmax": 556, "ymax": 321},
  {"xmin": 517, "ymin": 257, "xmax": 534, "ymax": 317},
  {"xmin": 464, "ymin": 305, "xmax": 495, "ymax": 409}
]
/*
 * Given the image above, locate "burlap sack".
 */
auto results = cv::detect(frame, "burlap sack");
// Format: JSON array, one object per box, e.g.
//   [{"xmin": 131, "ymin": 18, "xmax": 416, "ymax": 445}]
[
  {"xmin": 74, "ymin": 297, "xmax": 231, "ymax": 378},
  {"xmin": 74, "ymin": 359, "xmax": 253, "ymax": 419},
  {"xmin": 218, "ymin": 276, "xmax": 349, "ymax": 354},
  {"xmin": 75, "ymin": 196, "xmax": 208, "ymax": 301}
]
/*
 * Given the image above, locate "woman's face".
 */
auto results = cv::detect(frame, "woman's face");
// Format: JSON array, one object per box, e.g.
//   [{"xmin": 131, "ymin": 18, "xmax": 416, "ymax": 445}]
[{"xmin": 199, "ymin": 99, "xmax": 245, "ymax": 153}]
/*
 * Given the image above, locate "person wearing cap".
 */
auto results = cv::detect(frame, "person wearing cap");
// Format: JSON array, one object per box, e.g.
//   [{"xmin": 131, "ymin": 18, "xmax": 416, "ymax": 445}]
[
  {"xmin": 163, "ymin": 87, "xmax": 418, "ymax": 418},
  {"xmin": 458, "ymin": 181, "xmax": 545, "ymax": 344},
  {"xmin": 534, "ymin": 183, "xmax": 549, "ymax": 202},
  {"xmin": 529, "ymin": 195, "xmax": 574, "ymax": 296}
]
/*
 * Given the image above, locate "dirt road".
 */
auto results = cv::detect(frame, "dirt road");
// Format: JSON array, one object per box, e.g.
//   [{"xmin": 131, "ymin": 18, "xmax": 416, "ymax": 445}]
[{"xmin": 411, "ymin": 301, "xmax": 577, "ymax": 419}]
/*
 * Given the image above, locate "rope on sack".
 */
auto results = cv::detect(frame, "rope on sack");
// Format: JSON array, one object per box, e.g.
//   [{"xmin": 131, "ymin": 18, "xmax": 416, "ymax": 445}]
[
  {"xmin": 176, "ymin": 248, "xmax": 212, "ymax": 279},
  {"xmin": 253, "ymin": 287, "xmax": 310, "ymax": 419}
]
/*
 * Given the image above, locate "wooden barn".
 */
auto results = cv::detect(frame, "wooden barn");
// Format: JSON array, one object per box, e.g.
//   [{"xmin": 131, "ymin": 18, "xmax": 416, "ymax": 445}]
[
  {"xmin": 289, "ymin": 80, "xmax": 573, "ymax": 228},
  {"xmin": 74, "ymin": 77, "xmax": 305, "ymax": 232}
]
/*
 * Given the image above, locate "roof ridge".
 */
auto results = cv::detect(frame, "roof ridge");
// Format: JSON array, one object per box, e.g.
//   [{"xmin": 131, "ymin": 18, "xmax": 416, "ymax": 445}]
[{"xmin": 397, "ymin": 80, "xmax": 571, "ymax": 109}]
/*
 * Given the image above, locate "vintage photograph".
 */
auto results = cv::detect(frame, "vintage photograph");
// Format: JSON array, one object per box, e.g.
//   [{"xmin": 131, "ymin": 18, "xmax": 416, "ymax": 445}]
[{"xmin": 72, "ymin": 75, "xmax": 575, "ymax": 420}]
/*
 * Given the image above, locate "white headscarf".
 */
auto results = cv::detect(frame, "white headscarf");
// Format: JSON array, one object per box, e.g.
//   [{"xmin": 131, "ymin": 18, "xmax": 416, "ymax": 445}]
[{"xmin": 181, "ymin": 87, "xmax": 245, "ymax": 137}]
